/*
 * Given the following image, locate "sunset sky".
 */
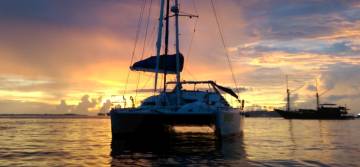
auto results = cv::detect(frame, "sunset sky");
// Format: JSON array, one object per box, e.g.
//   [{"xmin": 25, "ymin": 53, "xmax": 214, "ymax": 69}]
[{"xmin": 1, "ymin": 0, "xmax": 360, "ymax": 114}]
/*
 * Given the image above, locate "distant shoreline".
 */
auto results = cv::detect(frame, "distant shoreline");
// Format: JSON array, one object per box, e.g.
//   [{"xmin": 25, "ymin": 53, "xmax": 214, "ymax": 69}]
[
  {"xmin": 0, "ymin": 111, "xmax": 281, "ymax": 118},
  {"xmin": 0, "ymin": 114, "xmax": 109, "ymax": 119}
]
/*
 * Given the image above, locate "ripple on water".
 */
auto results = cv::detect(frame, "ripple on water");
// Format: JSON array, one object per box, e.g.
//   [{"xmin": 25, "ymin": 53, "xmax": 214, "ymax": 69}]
[{"xmin": 1, "ymin": 118, "xmax": 360, "ymax": 166}]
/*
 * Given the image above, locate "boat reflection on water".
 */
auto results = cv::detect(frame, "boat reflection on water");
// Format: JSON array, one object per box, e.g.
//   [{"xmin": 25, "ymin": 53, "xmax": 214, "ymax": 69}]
[{"xmin": 110, "ymin": 130, "xmax": 248, "ymax": 166}]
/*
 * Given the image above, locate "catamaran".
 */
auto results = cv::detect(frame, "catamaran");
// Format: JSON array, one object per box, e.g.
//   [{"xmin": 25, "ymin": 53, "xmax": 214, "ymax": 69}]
[{"xmin": 110, "ymin": 0, "xmax": 245, "ymax": 138}]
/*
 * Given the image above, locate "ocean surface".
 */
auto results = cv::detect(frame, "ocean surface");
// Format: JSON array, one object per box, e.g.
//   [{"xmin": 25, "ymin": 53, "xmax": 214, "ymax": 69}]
[{"xmin": 0, "ymin": 117, "xmax": 359, "ymax": 167}]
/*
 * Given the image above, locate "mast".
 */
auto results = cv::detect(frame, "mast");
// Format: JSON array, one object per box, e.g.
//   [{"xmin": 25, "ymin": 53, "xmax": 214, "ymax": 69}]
[
  {"xmin": 163, "ymin": 0, "xmax": 170, "ymax": 92},
  {"xmin": 286, "ymin": 75, "xmax": 290, "ymax": 112},
  {"xmin": 316, "ymin": 79, "xmax": 320, "ymax": 109},
  {"xmin": 173, "ymin": 0, "xmax": 181, "ymax": 106},
  {"xmin": 154, "ymin": 0, "xmax": 166, "ymax": 93}
]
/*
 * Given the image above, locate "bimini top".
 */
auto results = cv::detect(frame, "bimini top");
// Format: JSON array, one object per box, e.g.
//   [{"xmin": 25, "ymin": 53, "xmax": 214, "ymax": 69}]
[
  {"xmin": 167, "ymin": 80, "xmax": 239, "ymax": 100},
  {"xmin": 130, "ymin": 53, "xmax": 184, "ymax": 74}
]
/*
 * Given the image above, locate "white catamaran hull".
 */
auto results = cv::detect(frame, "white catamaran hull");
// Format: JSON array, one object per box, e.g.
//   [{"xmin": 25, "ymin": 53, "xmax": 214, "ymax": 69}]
[{"xmin": 215, "ymin": 108, "xmax": 243, "ymax": 136}]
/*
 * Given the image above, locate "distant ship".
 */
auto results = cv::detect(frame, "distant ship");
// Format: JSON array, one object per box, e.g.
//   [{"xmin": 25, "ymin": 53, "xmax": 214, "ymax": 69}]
[
  {"xmin": 275, "ymin": 104, "xmax": 353, "ymax": 119},
  {"xmin": 110, "ymin": 0, "xmax": 245, "ymax": 138},
  {"xmin": 275, "ymin": 76, "xmax": 354, "ymax": 120}
]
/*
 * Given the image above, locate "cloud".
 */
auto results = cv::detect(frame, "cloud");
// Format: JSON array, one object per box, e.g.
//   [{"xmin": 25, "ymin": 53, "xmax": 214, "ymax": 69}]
[
  {"xmin": 320, "ymin": 63, "xmax": 360, "ymax": 90},
  {"xmin": 234, "ymin": 39, "xmax": 360, "ymax": 58},
  {"xmin": 73, "ymin": 95, "xmax": 99, "ymax": 113},
  {"xmin": 0, "ymin": 0, "xmax": 144, "ymax": 36},
  {"xmin": 305, "ymin": 63, "xmax": 360, "ymax": 110},
  {"xmin": 0, "ymin": 95, "xmax": 113, "ymax": 115},
  {"xmin": 55, "ymin": 100, "xmax": 73, "ymax": 113},
  {"xmin": 234, "ymin": 87, "xmax": 249, "ymax": 93},
  {"xmin": 0, "ymin": 100, "xmax": 54, "ymax": 114},
  {"xmin": 0, "ymin": 0, "xmax": 160, "ymax": 104},
  {"xmin": 240, "ymin": 67, "xmax": 284, "ymax": 86},
  {"xmin": 1, "ymin": 0, "xmax": 360, "ymax": 113},
  {"xmin": 234, "ymin": 0, "xmax": 360, "ymax": 40},
  {"xmin": 99, "ymin": 99, "xmax": 112, "ymax": 114},
  {"xmin": 0, "ymin": 26, "xmax": 133, "ymax": 77},
  {"xmin": 55, "ymin": 95, "xmax": 112, "ymax": 114},
  {"xmin": 327, "ymin": 94, "xmax": 360, "ymax": 101},
  {"xmin": 306, "ymin": 84, "xmax": 317, "ymax": 91},
  {"xmin": 283, "ymin": 93, "xmax": 299, "ymax": 108},
  {"xmin": 54, "ymin": 95, "xmax": 101, "ymax": 114},
  {"xmin": 55, "ymin": 95, "xmax": 115, "ymax": 114}
]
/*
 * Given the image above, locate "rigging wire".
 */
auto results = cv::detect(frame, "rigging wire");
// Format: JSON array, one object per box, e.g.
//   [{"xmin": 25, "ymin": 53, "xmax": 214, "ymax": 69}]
[
  {"xmin": 122, "ymin": 0, "xmax": 147, "ymax": 95},
  {"xmin": 183, "ymin": 0, "xmax": 198, "ymax": 81},
  {"xmin": 192, "ymin": 0, "xmax": 198, "ymax": 16},
  {"xmin": 210, "ymin": 0, "xmax": 240, "ymax": 98},
  {"xmin": 135, "ymin": 0, "xmax": 153, "ymax": 100},
  {"xmin": 184, "ymin": 68, "xmax": 197, "ymax": 80},
  {"xmin": 291, "ymin": 84, "xmax": 304, "ymax": 93},
  {"xmin": 140, "ymin": 73, "xmax": 153, "ymax": 90}
]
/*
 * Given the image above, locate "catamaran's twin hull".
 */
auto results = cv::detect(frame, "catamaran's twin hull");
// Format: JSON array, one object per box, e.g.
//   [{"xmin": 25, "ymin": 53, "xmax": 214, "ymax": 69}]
[
  {"xmin": 110, "ymin": 108, "xmax": 243, "ymax": 138},
  {"xmin": 215, "ymin": 108, "xmax": 244, "ymax": 136}
]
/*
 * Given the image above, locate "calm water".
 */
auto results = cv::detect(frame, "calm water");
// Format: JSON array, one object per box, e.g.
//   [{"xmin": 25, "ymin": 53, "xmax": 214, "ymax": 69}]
[{"xmin": 0, "ymin": 117, "xmax": 359, "ymax": 167}]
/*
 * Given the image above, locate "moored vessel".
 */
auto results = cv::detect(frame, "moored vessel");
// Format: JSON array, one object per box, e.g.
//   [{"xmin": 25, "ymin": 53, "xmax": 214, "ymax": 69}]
[
  {"xmin": 275, "ymin": 76, "xmax": 354, "ymax": 119},
  {"xmin": 110, "ymin": 0, "xmax": 244, "ymax": 138}
]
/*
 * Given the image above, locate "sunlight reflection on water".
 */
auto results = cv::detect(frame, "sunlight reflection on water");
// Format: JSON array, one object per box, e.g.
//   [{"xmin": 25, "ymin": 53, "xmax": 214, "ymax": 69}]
[
  {"xmin": 245, "ymin": 118, "xmax": 360, "ymax": 166},
  {"xmin": 0, "ymin": 117, "xmax": 359, "ymax": 166}
]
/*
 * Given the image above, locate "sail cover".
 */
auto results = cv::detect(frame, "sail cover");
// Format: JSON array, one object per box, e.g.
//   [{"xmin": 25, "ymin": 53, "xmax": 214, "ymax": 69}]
[
  {"xmin": 130, "ymin": 54, "xmax": 184, "ymax": 74},
  {"xmin": 214, "ymin": 83, "xmax": 239, "ymax": 99}
]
